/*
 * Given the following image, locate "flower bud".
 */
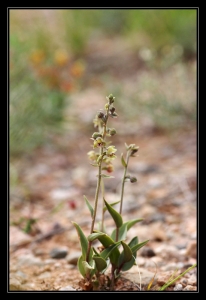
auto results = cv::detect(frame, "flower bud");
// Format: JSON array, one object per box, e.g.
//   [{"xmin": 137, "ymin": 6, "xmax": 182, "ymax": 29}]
[
  {"xmin": 98, "ymin": 112, "xmax": 105, "ymax": 119},
  {"xmin": 130, "ymin": 177, "xmax": 137, "ymax": 183},
  {"xmin": 107, "ymin": 94, "xmax": 115, "ymax": 104},
  {"xmin": 109, "ymin": 128, "xmax": 116, "ymax": 136},
  {"xmin": 92, "ymin": 132, "xmax": 103, "ymax": 139}
]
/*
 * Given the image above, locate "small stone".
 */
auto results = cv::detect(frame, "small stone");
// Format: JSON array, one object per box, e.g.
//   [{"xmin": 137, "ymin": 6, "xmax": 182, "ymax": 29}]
[
  {"xmin": 50, "ymin": 247, "xmax": 68, "ymax": 259},
  {"xmin": 141, "ymin": 246, "xmax": 156, "ymax": 258},
  {"xmin": 173, "ymin": 283, "xmax": 183, "ymax": 291},
  {"xmin": 38, "ymin": 272, "xmax": 51, "ymax": 279},
  {"xmin": 66, "ymin": 251, "xmax": 82, "ymax": 265},
  {"xmin": 187, "ymin": 273, "xmax": 197, "ymax": 286},
  {"xmin": 180, "ymin": 278, "xmax": 188, "ymax": 287}
]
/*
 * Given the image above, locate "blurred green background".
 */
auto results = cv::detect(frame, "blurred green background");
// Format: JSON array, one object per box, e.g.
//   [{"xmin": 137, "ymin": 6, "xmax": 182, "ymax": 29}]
[{"xmin": 10, "ymin": 9, "xmax": 197, "ymax": 158}]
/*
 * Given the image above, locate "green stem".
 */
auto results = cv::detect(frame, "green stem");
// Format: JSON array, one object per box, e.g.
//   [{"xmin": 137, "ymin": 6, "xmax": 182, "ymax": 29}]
[
  {"xmin": 116, "ymin": 151, "xmax": 130, "ymax": 242},
  {"xmin": 86, "ymin": 109, "xmax": 110, "ymax": 263},
  {"xmin": 86, "ymin": 160, "xmax": 102, "ymax": 263},
  {"xmin": 101, "ymin": 179, "xmax": 105, "ymax": 232}
]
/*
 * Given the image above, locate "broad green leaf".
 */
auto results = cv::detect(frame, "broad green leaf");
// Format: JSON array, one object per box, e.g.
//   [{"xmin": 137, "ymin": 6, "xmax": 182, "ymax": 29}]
[
  {"xmin": 92, "ymin": 247, "xmax": 100, "ymax": 256},
  {"xmin": 93, "ymin": 230, "xmax": 120, "ymax": 266},
  {"xmin": 72, "ymin": 222, "xmax": 88, "ymax": 260},
  {"xmin": 93, "ymin": 230, "xmax": 115, "ymax": 247},
  {"xmin": 125, "ymin": 218, "xmax": 144, "ymax": 231},
  {"xmin": 121, "ymin": 153, "xmax": 127, "ymax": 167},
  {"xmin": 88, "ymin": 232, "xmax": 105, "ymax": 242},
  {"xmin": 93, "ymin": 256, "xmax": 107, "ymax": 272},
  {"xmin": 121, "ymin": 256, "xmax": 136, "ymax": 271},
  {"xmin": 82, "ymin": 260, "xmax": 94, "ymax": 276},
  {"xmin": 103, "ymin": 200, "xmax": 120, "ymax": 213},
  {"xmin": 131, "ymin": 239, "xmax": 149, "ymax": 254},
  {"xmin": 118, "ymin": 241, "xmax": 133, "ymax": 268},
  {"xmin": 104, "ymin": 199, "xmax": 123, "ymax": 228},
  {"xmin": 100, "ymin": 242, "xmax": 121, "ymax": 260},
  {"xmin": 128, "ymin": 236, "xmax": 139, "ymax": 258},
  {"xmin": 110, "ymin": 222, "xmax": 128, "ymax": 242},
  {"xmin": 128, "ymin": 236, "xmax": 139, "ymax": 248},
  {"xmin": 84, "ymin": 195, "xmax": 94, "ymax": 218},
  {"xmin": 77, "ymin": 255, "xmax": 86, "ymax": 277}
]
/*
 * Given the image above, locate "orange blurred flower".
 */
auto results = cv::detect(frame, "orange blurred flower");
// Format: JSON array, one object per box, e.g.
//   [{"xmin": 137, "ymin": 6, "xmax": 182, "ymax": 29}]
[
  {"xmin": 70, "ymin": 60, "xmax": 85, "ymax": 78},
  {"xmin": 30, "ymin": 50, "xmax": 45, "ymax": 65},
  {"xmin": 54, "ymin": 49, "xmax": 69, "ymax": 66}
]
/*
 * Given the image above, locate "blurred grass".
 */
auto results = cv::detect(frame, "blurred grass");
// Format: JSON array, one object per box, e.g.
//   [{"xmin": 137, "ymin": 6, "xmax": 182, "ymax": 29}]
[{"xmin": 9, "ymin": 9, "xmax": 197, "ymax": 158}]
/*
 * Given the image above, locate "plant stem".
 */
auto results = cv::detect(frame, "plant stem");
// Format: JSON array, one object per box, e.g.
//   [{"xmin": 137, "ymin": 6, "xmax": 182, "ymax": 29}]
[
  {"xmin": 86, "ymin": 109, "xmax": 109, "ymax": 263},
  {"xmin": 86, "ymin": 161, "xmax": 102, "ymax": 263},
  {"xmin": 115, "ymin": 151, "xmax": 130, "ymax": 242},
  {"xmin": 100, "ymin": 179, "xmax": 105, "ymax": 232}
]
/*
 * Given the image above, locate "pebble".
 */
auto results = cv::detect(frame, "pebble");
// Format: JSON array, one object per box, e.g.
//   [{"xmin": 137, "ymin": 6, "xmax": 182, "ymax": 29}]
[
  {"xmin": 66, "ymin": 252, "xmax": 81, "ymax": 265},
  {"xmin": 50, "ymin": 247, "xmax": 69, "ymax": 259},
  {"xmin": 173, "ymin": 283, "xmax": 183, "ymax": 291},
  {"xmin": 141, "ymin": 246, "xmax": 156, "ymax": 258}
]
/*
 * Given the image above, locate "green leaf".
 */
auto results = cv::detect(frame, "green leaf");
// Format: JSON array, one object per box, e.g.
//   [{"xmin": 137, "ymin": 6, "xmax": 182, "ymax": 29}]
[
  {"xmin": 100, "ymin": 242, "xmax": 121, "ymax": 260},
  {"xmin": 121, "ymin": 153, "xmax": 127, "ymax": 167},
  {"xmin": 118, "ymin": 241, "xmax": 133, "ymax": 268},
  {"xmin": 77, "ymin": 255, "xmax": 86, "ymax": 277},
  {"xmin": 82, "ymin": 260, "xmax": 94, "ymax": 276},
  {"xmin": 128, "ymin": 237, "xmax": 139, "ymax": 259},
  {"xmin": 110, "ymin": 222, "xmax": 128, "ymax": 242},
  {"xmin": 93, "ymin": 256, "xmax": 107, "ymax": 272},
  {"xmin": 125, "ymin": 218, "xmax": 144, "ymax": 231},
  {"xmin": 131, "ymin": 239, "xmax": 149, "ymax": 254},
  {"xmin": 128, "ymin": 236, "xmax": 139, "ymax": 248},
  {"xmin": 103, "ymin": 200, "xmax": 120, "ymax": 213},
  {"xmin": 93, "ymin": 230, "xmax": 115, "ymax": 247},
  {"xmin": 121, "ymin": 256, "xmax": 136, "ymax": 271},
  {"xmin": 104, "ymin": 199, "xmax": 123, "ymax": 228},
  {"xmin": 72, "ymin": 222, "xmax": 89, "ymax": 261},
  {"xmin": 84, "ymin": 195, "xmax": 94, "ymax": 218},
  {"xmin": 88, "ymin": 232, "xmax": 105, "ymax": 242},
  {"xmin": 93, "ymin": 230, "xmax": 120, "ymax": 266}
]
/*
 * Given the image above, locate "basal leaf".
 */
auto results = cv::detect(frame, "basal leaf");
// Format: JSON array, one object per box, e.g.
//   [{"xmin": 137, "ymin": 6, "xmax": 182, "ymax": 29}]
[
  {"xmin": 100, "ymin": 242, "xmax": 121, "ymax": 260},
  {"xmin": 131, "ymin": 239, "xmax": 149, "ymax": 254},
  {"xmin": 93, "ymin": 256, "xmax": 107, "ymax": 272},
  {"xmin": 82, "ymin": 260, "xmax": 94, "ymax": 276},
  {"xmin": 77, "ymin": 255, "xmax": 86, "ymax": 277},
  {"xmin": 121, "ymin": 256, "xmax": 136, "ymax": 271},
  {"xmin": 126, "ymin": 218, "xmax": 144, "ymax": 231},
  {"xmin": 88, "ymin": 232, "xmax": 105, "ymax": 242},
  {"xmin": 72, "ymin": 222, "xmax": 88, "ymax": 261},
  {"xmin": 118, "ymin": 241, "xmax": 133, "ymax": 267},
  {"xmin": 93, "ymin": 230, "xmax": 121, "ymax": 266},
  {"xmin": 128, "ymin": 236, "xmax": 138, "ymax": 248}
]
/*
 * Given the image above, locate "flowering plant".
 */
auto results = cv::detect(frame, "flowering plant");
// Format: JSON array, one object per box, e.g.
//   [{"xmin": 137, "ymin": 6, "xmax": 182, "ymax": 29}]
[{"xmin": 72, "ymin": 94, "xmax": 149, "ymax": 291}]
